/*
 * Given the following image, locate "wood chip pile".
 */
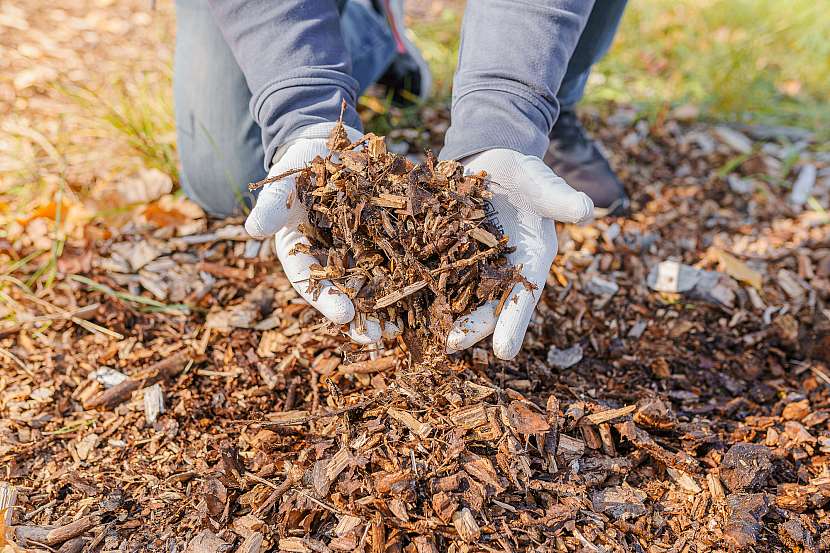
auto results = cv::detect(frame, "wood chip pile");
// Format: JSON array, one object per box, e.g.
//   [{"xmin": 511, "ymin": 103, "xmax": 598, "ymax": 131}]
[
  {"xmin": 252, "ymin": 115, "xmax": 522, "ymax": 352},
  {"xmin": 2, "ymin": 109, "xmax": 830, "ymax": 552}
]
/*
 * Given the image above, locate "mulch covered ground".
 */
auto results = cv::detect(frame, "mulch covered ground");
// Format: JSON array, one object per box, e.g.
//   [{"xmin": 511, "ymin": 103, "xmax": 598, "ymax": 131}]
[
  {"xmin": 3, "ymin": 106, "xmax": 830, "ymax": 552},
  {"xmin": 3, "ymin": 2, "xmax": 830, "ymax": 552}
]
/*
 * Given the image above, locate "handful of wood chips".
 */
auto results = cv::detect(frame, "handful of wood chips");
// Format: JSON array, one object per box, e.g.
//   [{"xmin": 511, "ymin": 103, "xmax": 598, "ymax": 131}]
[{"xmin": 251, "ymin": 116, "xmax": 525, "ymax": 350}]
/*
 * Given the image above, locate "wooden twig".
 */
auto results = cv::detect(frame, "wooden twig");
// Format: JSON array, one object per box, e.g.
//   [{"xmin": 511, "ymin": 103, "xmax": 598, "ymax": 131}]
[
  {"xmin": 235, "ymin": 395, "xmax": 381, "ymax": 427},
  {"xmin": 585, "ymin": 404, "xmax": 637, "ymax": 425},
  {"xmin": 429, "ymin": 242, "xmax": 506, "ymax": 277},
  {"xmin": 247, "ymin": 166, "xmax": 307, "ymax": 192},
  {"xmin": 83, "ymin": 352, "xmax": 192, "ymax": 410},
  {"xmin": 45, "ymin": 516, "xmax": 97, "ymax": 545},
  {"xmin": 374, "ymin": 281, "xmax": 428, "ymax": 309},
  {"xmin": 14, "ymin": 515, "xmax": 97, "ymax": 546},
  {"xmin": 13, "ymin": 526, "xmax": 52, "ymax": 546},
  {"xmin": 254, "ymin": 467, "xmax": 303, "ymax": 516}
]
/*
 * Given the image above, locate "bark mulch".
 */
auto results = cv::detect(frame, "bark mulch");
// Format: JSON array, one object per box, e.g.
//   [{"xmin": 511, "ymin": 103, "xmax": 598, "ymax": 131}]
[{"xmin": 2, "ymin": 109, "xmax": 830, "ymax": 552}]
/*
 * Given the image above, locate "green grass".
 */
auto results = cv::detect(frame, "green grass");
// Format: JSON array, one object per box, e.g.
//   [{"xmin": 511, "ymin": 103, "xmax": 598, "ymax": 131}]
[
  {"xmin": 592, "ymin": 0, "xmax": 830, "ymax": 133},
  {"xmin": 66, "ymin": 69, "xmax": 178, "ymax": 182},
  {"xmin": 70, "ymin": 274, "xmax": 190, "ymax": 314},
  {"xmin": 408, "ymin": 0, "xmax": 829, "ymax": 136},
  {"xmin": 64, "ymin": 0, "xmax": 830, "ymax": 181}
]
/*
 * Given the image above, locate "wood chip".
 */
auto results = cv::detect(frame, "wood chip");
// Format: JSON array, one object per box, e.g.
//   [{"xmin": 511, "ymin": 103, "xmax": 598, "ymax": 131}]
[
  {"xmin": 83, "ymin": 352, "xmax": 190, "ymax": 410},
  {"xmin": 387, "ymin": 408, "xmax": 433, "ymax": 439},
  {"xmin": 0, "ymin": 483, "xmax": 14, "ymax": 518},
  {"xmin": 452, "ymin": 508, "xmax": 481, "ymax": 543},
  {"xmin": 585, "ymin": 404, "xmax": 637, "ymax": 425},
  {"xmin": 338, "ymin": 356, "xmax": 397, "ymax": 374},
  {"xmin": 369, "ymin": 194, "xmax": 407, "ymax": 209},
  {"xmin": 505, "ymin": 401, "xmax": 550, "ymax": 434},
  {"xmin": 668, "ymin": 468, "xmax": 702, "ymax": 494},
  {"xmin": 143, "ymin": 383, "xmax": 165, "ymax": 425},
  {"xmin": 468, "ymin": 227, "xmax": 499, "ymax": 247},
  {"xmin": 449, "ymin": 404, "xmax": 489, "ymax": 430}
]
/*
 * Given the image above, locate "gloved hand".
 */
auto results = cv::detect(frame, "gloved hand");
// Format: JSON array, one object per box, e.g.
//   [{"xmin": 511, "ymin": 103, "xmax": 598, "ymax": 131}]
[
  {"xmin": 445, "ymin": 149, "xmax": 594, "ymax": 360},
  {"xmin": 245, "ymin": 123, "xmax": 399, "ymax": 345}
]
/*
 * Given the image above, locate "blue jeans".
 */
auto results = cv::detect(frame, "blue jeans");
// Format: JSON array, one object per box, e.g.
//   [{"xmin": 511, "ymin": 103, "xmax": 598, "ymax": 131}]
[
  {"xmin": 174, "ymin": 0, "xmax": 397, "ymax": 216},
  {"xmin": 558, "ymin": 0, "xmax": 627, "ymax": 111},
  {"xmin": 174, "ymin": 0, "xmax": 626, "ymax": 216}
]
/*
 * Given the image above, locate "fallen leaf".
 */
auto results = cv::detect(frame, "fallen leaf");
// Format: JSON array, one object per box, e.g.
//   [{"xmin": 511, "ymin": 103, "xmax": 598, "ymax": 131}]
[
  {"xmin": 18, "ymin": 198, "xmax": 71, "ymax": 225},
  {"xmin": 506, "ymin": 401, "xmax": 550, "ymax": 434},
  {"xmin": 713, "ymin": 248, "xmax": 762, "ymax": 289},
  {"xmin": 116, "ymin": 168, "xmax": 173, "ymax": 204},
  {"xmin": 144, "ymin": 201, "xmax": 187, "ymax": 228}
]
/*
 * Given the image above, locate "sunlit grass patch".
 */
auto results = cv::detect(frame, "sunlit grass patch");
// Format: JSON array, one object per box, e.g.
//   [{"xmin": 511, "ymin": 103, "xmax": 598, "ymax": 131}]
[
  {"xmin": 65, "ymin": 68, "xmax": 178, "ymax": 182},
  {"xmin": 409, "ymin": 7, "xmax": 462, "ymax": 101},
  {"xmin": 588, "ymin": 0, "xmax": 830, "ymax": 133},
  {"xmin": 409, "ymin": 0, "xmax": 829, "ymax": 135}
]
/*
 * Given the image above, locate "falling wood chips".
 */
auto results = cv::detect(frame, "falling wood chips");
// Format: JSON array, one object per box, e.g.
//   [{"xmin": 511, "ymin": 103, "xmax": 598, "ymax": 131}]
[{"xmin": 250, "ymin": 107, "xmax": 526, "ymax": 353}]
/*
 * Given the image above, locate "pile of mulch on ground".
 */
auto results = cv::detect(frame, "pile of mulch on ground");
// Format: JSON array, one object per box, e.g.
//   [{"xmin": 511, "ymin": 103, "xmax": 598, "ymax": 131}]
[
  {"xmin": 3, "ymin": 110, "xmax": 830, "ymax": 552},
  {"xmin": 251, "ymin": 116, "xmax": 521, "ymax": 355}
]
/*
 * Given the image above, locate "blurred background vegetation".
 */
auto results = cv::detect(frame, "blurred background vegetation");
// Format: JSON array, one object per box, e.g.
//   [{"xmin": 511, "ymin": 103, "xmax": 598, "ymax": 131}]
[
  {"xmin": 410, "ymin": 0, "xmax": 830, "ymax": 136},
  {"xmin": 1, "ymin": 0, "xmax": 828, "ymax": 225}
]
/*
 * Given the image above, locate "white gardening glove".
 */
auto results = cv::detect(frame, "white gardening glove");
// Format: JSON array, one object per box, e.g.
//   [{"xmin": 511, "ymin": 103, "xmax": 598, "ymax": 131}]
[
  {"xmin": 245, "ymin": 123, "xmax": 400, "ymax": 345},
  {"xmin": 445, "ymin": 149, "xmax": 594, "ymax": 360}
]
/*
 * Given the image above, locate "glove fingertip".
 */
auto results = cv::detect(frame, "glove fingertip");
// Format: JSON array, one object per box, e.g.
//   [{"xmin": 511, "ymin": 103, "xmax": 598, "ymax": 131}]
[
  {"xmin": 245, "ymin": 198, "xmax": 286, "ymax": 239},
  {"xmin": 492, "ymin": 335, "xmax": 522, "ymax": 361},
  {"xmin": 322, "ymin": 299, "xmax": 355, "ymax": 326},
  {"xmin": 347, "ymin": 317, "xmax": 382, "ymax": 344},
  {"xmin": 349, "ymin": 332, "xmax": 380, "ymax": 345},
  {"xmin": 445, "ymin": 326, "xmax": 466, "ymax": 351},
  {"xmin": 244, "ymin": 215, "xmax": 269, "ymax": 240},
  {"xmin": 573, "ymin": 191, "xmax": 595, "ymax": 223}
]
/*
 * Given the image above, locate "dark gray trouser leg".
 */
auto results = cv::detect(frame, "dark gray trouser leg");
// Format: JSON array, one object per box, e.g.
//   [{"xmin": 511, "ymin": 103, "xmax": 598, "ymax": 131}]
[
  {"xmin": 173, "ymin": 0, "xmax": 395, "ymax": 217},
  {"xmin": 556, "ymin": 0, "xmax": 628, "ymax": 111},
  {"xmin": 174, "ymin": 0, "xmax": 263, "ymax": 217}
]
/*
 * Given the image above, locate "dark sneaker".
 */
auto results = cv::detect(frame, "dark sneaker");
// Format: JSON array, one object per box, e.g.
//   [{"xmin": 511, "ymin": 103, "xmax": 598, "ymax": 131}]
[
  {"xmin": 545, "ymin": 109, "xmax": 629, "ymax": 216},
  {"xmin": 374, "ymin": 0, "xmax": 432, "ymax": 105}
]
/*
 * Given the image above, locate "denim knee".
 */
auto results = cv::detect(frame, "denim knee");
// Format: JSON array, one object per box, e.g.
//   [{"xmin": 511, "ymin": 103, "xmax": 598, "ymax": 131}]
[{"xmin": 174, "ymin": 0, "xmax": 265, "ymax": 217}]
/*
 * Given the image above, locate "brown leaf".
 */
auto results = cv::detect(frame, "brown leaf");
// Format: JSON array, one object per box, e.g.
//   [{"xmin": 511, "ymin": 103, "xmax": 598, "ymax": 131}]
[
  {"xmin": 506, "ymin": 401, "xmax": 550, "ymax": 434},
  {"xmin": 143, "ymin": 201, "xmax": 187, "ymax": 228},
  {"xmin": 712, "ymin": 248, "xmax": 762, "ymax": 289},
  {"xmin": 18, "ymin": 199, "xmax": 71, "ymax": 225}
]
